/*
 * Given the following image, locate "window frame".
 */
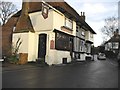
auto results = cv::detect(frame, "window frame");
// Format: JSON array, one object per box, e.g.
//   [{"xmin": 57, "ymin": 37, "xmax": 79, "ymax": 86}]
[
  {"xmin": 55, "ymin": 32, "xmax": 73, "ymax": 51},
  {"xmin": 65, "ymin": 17, "xmax": 73, "ymax": 30}
]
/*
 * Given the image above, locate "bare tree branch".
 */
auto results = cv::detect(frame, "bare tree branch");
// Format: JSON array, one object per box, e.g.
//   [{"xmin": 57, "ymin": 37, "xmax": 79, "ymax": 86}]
[
  {"xmin": 101, "ymin": 16, "xmax": 118, "ymax": 41},
  {"xmin": 0, "ymin": 1, "xmax": 18, "ymax": 25}
]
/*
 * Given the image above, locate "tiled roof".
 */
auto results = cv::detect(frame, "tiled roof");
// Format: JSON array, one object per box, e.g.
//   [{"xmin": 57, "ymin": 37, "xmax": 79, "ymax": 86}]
[
  {"xmin": 13, "ymin": 2, "xmax": 96, "ymax": 34},
  {"xmin": 105, "ymin": 35, "xmax": 120, "ymax": 44},
  {"xmin": 14, "ymin": 14, "xmax": 34, "ymax": 33}
]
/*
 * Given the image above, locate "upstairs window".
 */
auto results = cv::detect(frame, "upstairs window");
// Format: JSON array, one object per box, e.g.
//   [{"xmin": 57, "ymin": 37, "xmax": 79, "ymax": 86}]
[
  {"xmin": 81, "ymin": 31, "xmax": 85, "ymax": 36},
  {"xmin": 80, "ymin": 40, "xmax": 85, "ymax": 52},
  {"xmin": 65, "ymin": 18, "xmax": 73, "ymax": 29},
  {"xmin": 113, "ymin": 42, "xmax": 119, "ymax": 49},
  {"xmin": 90, "ymin": 33, "xmax": 93, "ymax": 38},
  {"xmin": 76, "ymin": 25, "xmax": 79, "ymax": 32}
]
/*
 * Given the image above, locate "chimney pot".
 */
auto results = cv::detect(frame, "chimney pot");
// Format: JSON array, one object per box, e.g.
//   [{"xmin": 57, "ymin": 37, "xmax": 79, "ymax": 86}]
[
  {"xmin": 80, "ymin": 11, "xmax": 85, "ymax": 21},
  {"xmin": 81, "ymin": 12, "xmax": 82, "ymax": 16},
  {"xmin": 83, "ymin": 12, "xmax": 85, "ymax": 16}
]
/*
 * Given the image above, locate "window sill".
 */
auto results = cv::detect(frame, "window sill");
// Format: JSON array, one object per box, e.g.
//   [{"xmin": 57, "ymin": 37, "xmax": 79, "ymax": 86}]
[{"xmin": 61, "ymin": 26, "xmax": 73, "ymax": 31}]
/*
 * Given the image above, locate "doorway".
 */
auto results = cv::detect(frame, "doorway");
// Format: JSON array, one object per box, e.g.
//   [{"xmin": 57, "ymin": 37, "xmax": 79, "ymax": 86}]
[{"xmin": 38, "ymin": 34, "xmax": 47, "ymax": 59}]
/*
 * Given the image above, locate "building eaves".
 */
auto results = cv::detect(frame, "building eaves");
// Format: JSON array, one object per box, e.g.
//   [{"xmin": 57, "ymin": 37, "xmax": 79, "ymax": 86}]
[
  {"xmin": 105, "ymin": 35, "xmax": 120, "ymax": 44},
  {"xmin": 12, "ymin": 2, "xmax": 96, "ymax": 34}
]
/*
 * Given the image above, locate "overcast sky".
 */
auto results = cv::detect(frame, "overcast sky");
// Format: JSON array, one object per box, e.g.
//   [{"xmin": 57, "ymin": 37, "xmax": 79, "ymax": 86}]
[
  {"xmin": 65, "ymin": 0, "xmax": 119, "ymax": 47},
  {"xmin": 4, "ymin": 0, "xmax": 120, "ymax": 47}
]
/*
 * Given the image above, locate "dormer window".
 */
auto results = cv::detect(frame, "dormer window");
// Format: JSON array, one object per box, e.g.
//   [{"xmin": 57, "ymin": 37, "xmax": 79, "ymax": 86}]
[{"xmin": 65, "ymin": 17, "xmax": 73, "ymax": 29}]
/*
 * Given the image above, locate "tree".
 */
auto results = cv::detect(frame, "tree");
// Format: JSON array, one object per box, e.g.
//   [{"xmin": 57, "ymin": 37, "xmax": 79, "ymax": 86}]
[
  {"xmin": 101, "ymin": 16, "xmax": 118, "ymax": 41},
  {"xmin": 0, "ymin": 1, "xmax": 18, "ymax": 25}
]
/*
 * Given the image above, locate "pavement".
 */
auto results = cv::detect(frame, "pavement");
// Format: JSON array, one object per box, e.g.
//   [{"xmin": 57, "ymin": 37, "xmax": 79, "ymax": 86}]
[{"xmin": 2, "ymin": 61, "xmax": 49, "ymax": 72}]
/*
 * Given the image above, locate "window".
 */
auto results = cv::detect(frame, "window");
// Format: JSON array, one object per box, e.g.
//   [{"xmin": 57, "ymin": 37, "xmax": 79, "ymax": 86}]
[
  {"xmin": 90, "ymin": 33, "xmax": 93, "ymax": 38},
  {"xmin": 55, "ymin": 32, "xmax": 73, "ymax": 51},
  {"xmin": 108, "ymin": 43, "xmax": 112, "ymax": 51},
  {"xmin": 76, "ymin": 25, "xmax": 79, "ymax": 32},
  {"xmin": 81, "ymin": 31, "xmax": 85, "ymax": 36},
  {"xmin": 80, "ymin": 40, "xmax": 85, "ymax": 52},
  {"xmin": 113, "ymin": 42, "xmax": 119, "ymax": 49},
  {"xmin": 86, "ymin": 43, "xmax": 91, "ymax": 53},
  {"xmin": 65, "ymin": 18, "xmax": 73, "ymax": 29}
]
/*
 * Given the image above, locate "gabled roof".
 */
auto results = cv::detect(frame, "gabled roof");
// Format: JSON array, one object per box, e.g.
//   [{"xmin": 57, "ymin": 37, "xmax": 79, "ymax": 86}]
[
  {"xmin": 14, "ymin": 15, "xmax": 34, "ymax": 33},
  {"xmin": 105, "ymin": 35, "xmax": 120, "ymax": 44},
  {"xmin": 14, "ymin": 2, "xmax": 35, "ymax": 33},
  {"xmin": 13, "ymin": 2, "xmax": 96, "ymax": 34}
]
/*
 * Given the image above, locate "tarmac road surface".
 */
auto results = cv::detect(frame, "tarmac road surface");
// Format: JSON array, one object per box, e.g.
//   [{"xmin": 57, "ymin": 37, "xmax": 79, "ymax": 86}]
[{"xmin": 2, "ymin": 57, "xmax": 118, "ymax": 88}]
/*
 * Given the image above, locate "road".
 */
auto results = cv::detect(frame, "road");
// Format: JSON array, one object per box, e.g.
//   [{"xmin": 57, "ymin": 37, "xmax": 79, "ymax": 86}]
[{"xmin": 2, "ymin": 56, "xmax": 119, "ymax": 88}]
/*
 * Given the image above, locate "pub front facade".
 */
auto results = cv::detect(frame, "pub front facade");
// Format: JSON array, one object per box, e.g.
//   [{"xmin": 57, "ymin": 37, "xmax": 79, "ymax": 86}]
[{"xmin": 12, "ymin": 2, "xmax": 96, "ymax": 65}]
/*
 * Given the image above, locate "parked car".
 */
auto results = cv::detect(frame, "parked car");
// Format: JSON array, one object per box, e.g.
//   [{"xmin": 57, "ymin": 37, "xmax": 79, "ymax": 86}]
[{"xmin": 97, "ymin": 53, "xmax": 106, "ymax": 60}]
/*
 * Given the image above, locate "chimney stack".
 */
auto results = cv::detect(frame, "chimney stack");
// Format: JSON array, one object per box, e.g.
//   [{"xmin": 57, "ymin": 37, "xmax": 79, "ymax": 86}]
[
  {"xmin": 80, "ymin": 12, "xmax": 85, "ymax": 21},
  {"xmin": 114, "ymin": 29, "xmax": 119, "ymax": 37},
  {"xmin": 14, "ymin": 1, "xmax": 34, "ymax": 33},
  {"xmin": 21, "ymin": 1, "xmax": 29, "ymax": 15},
  {"xmin": 116, "ymin": 29, "xmax": 119, "ymax": 36}
]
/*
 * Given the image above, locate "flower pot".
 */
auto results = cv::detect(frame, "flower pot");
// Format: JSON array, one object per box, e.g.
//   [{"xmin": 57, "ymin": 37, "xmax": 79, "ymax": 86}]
[{"xmin": 18, "ymin": 53, "xmax": 28, "ymax": 65}]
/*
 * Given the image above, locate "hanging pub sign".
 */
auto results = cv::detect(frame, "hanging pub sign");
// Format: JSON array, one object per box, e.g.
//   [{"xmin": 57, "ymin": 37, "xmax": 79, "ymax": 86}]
[{"xmin": 42, "ymin": 2, "xmax": 49, "ymax": 19}]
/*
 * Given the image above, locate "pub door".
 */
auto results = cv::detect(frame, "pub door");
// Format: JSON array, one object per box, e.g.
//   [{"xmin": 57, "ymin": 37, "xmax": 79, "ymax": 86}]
[{"xmin": 38, "ymin": 34, "xmax": 47, "ymax": 60}]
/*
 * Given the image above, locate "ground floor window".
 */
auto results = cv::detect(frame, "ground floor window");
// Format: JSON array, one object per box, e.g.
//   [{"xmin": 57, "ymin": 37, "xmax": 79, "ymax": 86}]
[
  {"xmin": 74, "ymin": 37, "xmax": 85, "ymax": 53},
  {"xmin": 86, "ymin": 43, "xmax": 91, "ymax": 54},
  {"xmin": 55, "ymin": 32, "xmax": 73, "ymax": 51},
  {"xmin": 75, "ymin": 53, "xmax": 80, "ymax": 59},
  {"xmin": 80, "ymin": 40, "xmax": 85, "ymax": 52}
]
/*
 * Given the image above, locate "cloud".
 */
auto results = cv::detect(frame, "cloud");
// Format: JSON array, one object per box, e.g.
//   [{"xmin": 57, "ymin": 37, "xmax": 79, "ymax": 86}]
[
  {"xmin": 87, "ymin": 20, "xmax": 105, "ymax": 46},
  {"xmin": 65, "ymin": 0, "xmax": 119, "ymax": 46},
  {"xmin": 79, "ymin": 3, "xmax": 117, "ymax": 20},
  {"xmin": 80, "ymin": 3, "xmax": 108, "ymax": 14}
]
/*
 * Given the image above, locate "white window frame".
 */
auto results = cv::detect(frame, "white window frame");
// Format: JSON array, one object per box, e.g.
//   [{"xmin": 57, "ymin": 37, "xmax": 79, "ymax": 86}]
[
  {"xmin": 81, "ymin": 31, "xmax": 85, "ymax": 36},
  {"xmin": 113, "ymin": 42, "xmax": 119, "ymax": 49},
  {"xmin": 65, "ymin": 17, "xmax": 73, "ymax": 29},
  {"xmin": 90, "ymin": 33, "xmax": 93, "ymax": 38}
]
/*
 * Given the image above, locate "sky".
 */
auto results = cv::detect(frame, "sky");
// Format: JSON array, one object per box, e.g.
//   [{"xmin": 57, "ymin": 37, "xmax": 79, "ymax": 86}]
[
  {"xmin": 3, "ymin": 0, "xmax": 120, "ymax": 47},
  {"xmin": 65, "ymin": 0, "xmax": 119, "ymax": 47}
]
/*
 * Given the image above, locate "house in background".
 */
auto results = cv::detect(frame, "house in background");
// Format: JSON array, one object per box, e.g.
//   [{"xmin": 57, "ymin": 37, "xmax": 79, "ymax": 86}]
[
  {"xmin": 104, "ymin": 29, "xmax": 120, "ymax": 57},
  {"xmin": 3, "ymin": 1, "xmax": 96, "ymax": 65}
]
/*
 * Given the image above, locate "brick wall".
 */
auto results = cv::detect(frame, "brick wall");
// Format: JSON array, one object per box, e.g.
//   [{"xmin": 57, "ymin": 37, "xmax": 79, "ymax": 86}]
[{"xmin": 2, "ymin": 17, "xmax": 18, "ymax": 57}]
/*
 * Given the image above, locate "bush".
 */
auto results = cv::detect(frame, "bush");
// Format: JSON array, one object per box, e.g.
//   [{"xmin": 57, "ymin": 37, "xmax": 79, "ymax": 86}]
[
  {"xmin": 8, "ymin": 54, "xmax": 19, "ymax": 64},
  {"xmin": 8, "ymin": 37, "xmax": 22, "ymax": 64}
]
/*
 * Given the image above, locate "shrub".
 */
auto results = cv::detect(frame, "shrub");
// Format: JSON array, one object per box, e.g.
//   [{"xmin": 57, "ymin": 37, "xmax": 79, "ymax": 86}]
[{"xmin": 8, "ymin": 37, "xmax": 22, "ymax": 64}]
